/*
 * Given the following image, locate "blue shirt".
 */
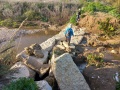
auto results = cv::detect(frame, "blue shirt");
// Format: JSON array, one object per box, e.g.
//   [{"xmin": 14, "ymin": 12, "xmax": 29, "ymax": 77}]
[{"xmin": 64, "ymin": 28, "xmax": 74, "ymax": 38}]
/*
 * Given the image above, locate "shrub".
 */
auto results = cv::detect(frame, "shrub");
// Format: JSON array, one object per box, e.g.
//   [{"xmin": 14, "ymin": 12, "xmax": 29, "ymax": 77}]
[
  {"xmin": 37, "ymin": 3, "xmax": 45, "ymax": 9},
  {"xmin": 116, "ymin": 81, "xmax": 120, "ymax": 90},
  {"xmin": 0, "ymin": 48, "xmax": 17, "ymax": 76},
  {"xmin": 0, "ymin": 19, "xmax": 19, "ymax": 28},
  {"xmin": 82, "ymin": 2, "xmax": 120, "ymax": 18},
  {"xmin": 98, "ymin": 18, "xmax": 116, "ymax": 36},
  {"xmin": 3, "ymin": 78, "xmax": 38, "ymax": 90},
  {"xmin": 24, "ymin": 10, "xmax": 36, "ymax": 20},
  {"xmin": 0, "ymin": 18, "xmax": 13, "ymax": 27},
  {"xmin": 86, "ymin": 53, "xmax": 104, "ymax": 67},
  {"xmin": 12, "ymin": 22, "xmax": 19, "ymax": 28},
  {"xmin": 69, "ymin": 14, "xmax": 77, "ymax": 25}
]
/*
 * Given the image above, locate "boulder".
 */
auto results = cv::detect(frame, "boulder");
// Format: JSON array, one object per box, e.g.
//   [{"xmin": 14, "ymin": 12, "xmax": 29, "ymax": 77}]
[
  {"xmin": 8, "ymin": 62, "xmax": 35, "ymax": 80},
  {"xmin": 52, "ymin": 46, "xmax": 66, "ymax": 58},
  {"xmin": 111, "ymin": 50, "xmax": 118, "ymax": 54},
  {"xmin": 33, "ymin": 50, "xmax": 44, "ymax": 58},
  {"xmin": 45, "ymin": 74, "xmax": 58, "ymax": 89},
  {"xmin": 36, "ymin": 80, "xmax": 52, "ymax": 90},
  {"xmin": 40, "ymin": 38, "xmax": 56, "ymax": 52},
  {"xmin": 69, "ymin": 44, "xmax": 75, "ymax": 49},
  {"xmin": 71, "ymin": 36, "xmax": 84, "ymax": 45},
  {"xmin": 62, "ymin": 41, "xmax": 69, "ymax": 48},
  {"xmin": 51, "ymin": 53, "xmax": 90, "ymax": 90},
  {"xmin": 73, "ymin": 54, "xmax": 86, "ymax": 65},
  {"xmin": 16, "ymin": 50, "xmax": 48, "ymax": 64},
  {"xmin": 30, "ymin": 43, "xmax": 42, "ymax": 50},
  {"xmin": 24, "ymin": 47, "xmax": 34, "ymax": 55},
  {"xmin": 16, "ymin": 50, "xmax": 27, "ymax": 61},
  {"xmin": 23, "ymin": 57, "xmax": 50, "ymax": 77},
  {"xmin": 56, "ymin": 45, "xmax": 65, "ymax": 50},
  {"xmin": 96, "ymin": 46, "xmax": 106, "ymax": 52}
]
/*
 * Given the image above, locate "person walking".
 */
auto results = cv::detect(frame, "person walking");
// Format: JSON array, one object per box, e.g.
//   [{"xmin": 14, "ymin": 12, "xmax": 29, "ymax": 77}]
[
  {"xmin": 65, "ymin": 24, "xmax": 74, "ymax": 45},
  {"xmin": 76, "ymin": 8, "xmax": 81, "ymax": 22}
]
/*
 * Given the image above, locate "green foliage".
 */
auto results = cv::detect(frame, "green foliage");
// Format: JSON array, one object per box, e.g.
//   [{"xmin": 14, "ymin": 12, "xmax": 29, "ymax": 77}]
[
  {"xmin": 12, "ymin": 22, "xmax": 19, "ymax": 28},
  {"xmin": 116, "ymin": 81, "xmax": 120, "ymax": 90},
  {"xmin": 86, "ymin": 53, "xmax": 104, "ymax": 67},
  {"xmin": 3, "ymin": 2, "xmax": 12, "ymax": 9},
  {"xmin": 24, "ymin": 10, "xmax": 36, "ymax": 20},
  {"xmin": 69, "ymin": 14, "xmax": 77, "ymax": 25},
  {"xmin": 0, "ymin": 18, "xmax": 13, "ymax": 27},
  {"xmin": 108, "ymin": 9, "xmax": 120, "ymax": 18},
  {"xmin": 48, "ymin": 4, "xmax": 54, "ymax": 11},
  {"xmin": 0, "ymin": 18, "xmax": 19, "ymax": 28},
  {"xmin": 82, "ymin": 2, "xmax": 120, "ymax": 18},
  {"xmin": 98, "ymin": 18, "xmax": 116, "ymax": 36},
  {"xmin": 0, "ymin": 64, "xmax": 9, "ymax": 76},
  {"xmin": 3, "ymin": 78, "xmax": 38, "ymax": 90},
  {"xmin": 37, "ymin": 3, "xmax": 45, "ymax": 9},
  {"xmin": 0, "ymin": 48, "xmax": 17, "ymax": 76}
]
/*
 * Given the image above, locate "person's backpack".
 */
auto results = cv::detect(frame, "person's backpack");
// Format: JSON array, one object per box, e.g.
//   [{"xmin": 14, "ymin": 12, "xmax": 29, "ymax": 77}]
[{"xmin": 65, "ymin": 29, "xmax": 71, "ymax": 37}]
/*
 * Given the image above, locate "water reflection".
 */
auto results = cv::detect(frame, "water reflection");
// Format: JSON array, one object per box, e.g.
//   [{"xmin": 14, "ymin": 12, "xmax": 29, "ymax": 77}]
[{"xmin": 15, "ymin": 30, "xmax": 59, "ymax": 53}]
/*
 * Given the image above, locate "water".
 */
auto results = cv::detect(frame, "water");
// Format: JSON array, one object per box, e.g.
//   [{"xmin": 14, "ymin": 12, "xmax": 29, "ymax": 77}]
[{"xmin": 15, "ymin": 31, "xmax": 58, "ymax": 53}]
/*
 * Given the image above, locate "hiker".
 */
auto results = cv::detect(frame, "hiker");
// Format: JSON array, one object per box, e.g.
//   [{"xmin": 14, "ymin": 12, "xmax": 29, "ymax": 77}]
[
  {"xmin": 65, "ymin": 24, "xmax": 74, "ymax": 45},
  {"xmin": 76, "ymin": 8, "xmax": 81, "ymax": 22}
]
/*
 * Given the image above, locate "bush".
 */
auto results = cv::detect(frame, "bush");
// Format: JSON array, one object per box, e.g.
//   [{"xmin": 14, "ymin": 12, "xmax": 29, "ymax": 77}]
[
  {"xmin": 116, "ymin": 81, "xmax": 120, "ymax": 90},
  {"xmin": 3, "ymin": 78, "xmax": 38, "ymax": 90},
  {"xmin": 69, "ymin": 14, "xmax": 77, "ymax": 25},
  {"xmin": 0, "ymin": 18, "xmax": 19, "ymax": 28},
  {"xmin": 0, "ymin": 18, "xmax": 13, "ymax": 27},
  {"xmin": 0, "ymin": 48, "xmax": 17, "ymax": 76},
  {"xmin": 82, "ymin": 2, "xmax": 120, "ymax": 18},
  {"xmin": 86, "ymin": 53, "xmax": 104, "ymax": 67},
  {"xmin": 98, "ymin": 18, "xmax": 116, "ymax": 36},
  {"xmin": 24, "ymin": 10, "xmax": 36, "ymax": 20}
]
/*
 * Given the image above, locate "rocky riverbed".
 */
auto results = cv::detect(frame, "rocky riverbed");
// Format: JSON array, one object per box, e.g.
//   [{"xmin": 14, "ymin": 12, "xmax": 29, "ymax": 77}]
[{"xmin": 0, "ymin": 24, "xmax": 120, "ymax": 90}]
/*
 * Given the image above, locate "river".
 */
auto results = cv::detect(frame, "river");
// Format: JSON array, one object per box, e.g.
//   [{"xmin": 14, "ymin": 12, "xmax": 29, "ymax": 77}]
[{"xmin": 15, "ymin": 30, "xmax": 59, "ymax": 53}]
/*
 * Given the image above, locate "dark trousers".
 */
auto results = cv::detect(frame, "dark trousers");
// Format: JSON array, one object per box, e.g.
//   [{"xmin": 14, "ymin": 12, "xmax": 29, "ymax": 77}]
[{"xmin": 65, "ymin": 36, "xmax": 71, "ymax": 45}]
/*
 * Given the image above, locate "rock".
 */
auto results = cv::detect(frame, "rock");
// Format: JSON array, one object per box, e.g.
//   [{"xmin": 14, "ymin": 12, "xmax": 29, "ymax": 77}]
[
  {"xmin": 62, "ymin": 41, "xmax": 69, "ymax": 48},
  {"xmin": 45, "ymin": 75, "xmax": 58, "ymax": 89},
  {"xmin": 53, "ymin": 46, "xmax": 66, "ymax": 57},
  {"xmin": 51, "ymin": 53, "xmax": 90, "ymax": 90},
  {"xmin": 23, "ymin": 56, "xmax": 50, "ymax": 77},
  {"xmin": 30, "ymin": 43, "xmax": 42, "ymax": 50},
  {"xmin": 40, "ymin": 38, "xmax": 56, "ymax": 52},
  {"xmin": 69, "ymin": 44, "xmax": 75, "ymax": 49},
  {"xmin": 96, "ymin": 46, "xmax": 106, "ymax": 52},
  {"xmin": 73, "ymin": 54, "xmax": 86, "ymax": 65},
  {"xmin": 87, "ymin": 39, "xmax": 94, "ymax": 46},
  {"xmin": 24, "ymin": 47, "xmax": 34, "ymax": 55},
  {"xmin": 65, "ymin": 47, "xmax": 71, "ymax": 53},
  {"xmin": 8, "ymin": 62, "xmax": 35, "ymax": 80},
  {"xmin": 39, "ymin": 50, "xmax": 49, "ymax": 63},
  {"xmin": 39, "ymin": 64, "xmax": 50, "ymax": 77},
  {"xmin": 36, "ymin": 80, "xmax": 52, "ymax": 90},
  {"xmin": 56, "ymin": 45, "xmax": 65, "ymax": 50},
  {"xmin": 16, "ymin": 50, "xmax": 27, "ymax": 61},
  {"xmin": 34, "ymin": 50, "xmax": 44, "ymax": 58},
  {"xmin": 56, "ymin": 40, "xmax": 63, "ymax": 45},
  {"xmin": 111, "ymin": 50, "xmax": 118, "ymax": 54},
  {"xmin": 71, "ymin": 36, "xmax": 84, "ymax": 45},
  {"xmin": 17, "ymin": 49, "xmax": 48, "ymax": 64}
]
